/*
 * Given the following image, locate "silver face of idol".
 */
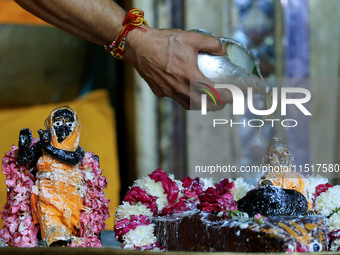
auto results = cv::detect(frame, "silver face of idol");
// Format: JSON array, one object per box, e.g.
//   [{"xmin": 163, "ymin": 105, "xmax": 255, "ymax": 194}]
[{"xmin": 263, "ymin": 135, "xmax": 295, "ymax": 167}]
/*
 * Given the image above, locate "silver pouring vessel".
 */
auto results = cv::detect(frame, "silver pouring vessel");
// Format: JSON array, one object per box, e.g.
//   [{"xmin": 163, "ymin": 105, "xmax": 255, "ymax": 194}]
[{"xmin": 194, "ymin": 29, "xmax": 269, "ymax": 95}]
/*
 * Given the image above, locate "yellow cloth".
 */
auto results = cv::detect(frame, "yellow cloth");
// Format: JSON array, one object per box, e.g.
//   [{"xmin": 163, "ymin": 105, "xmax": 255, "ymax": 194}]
[
  {"xmin": 0, "ymin": 0, "xmax": 48, "ymax": 25},
  {"xmin": 0, "ymin": 89, "xmax": 120, "ymax": 230}
]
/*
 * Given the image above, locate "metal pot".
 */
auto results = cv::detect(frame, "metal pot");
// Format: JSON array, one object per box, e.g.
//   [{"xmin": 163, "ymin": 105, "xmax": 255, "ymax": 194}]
[{"xmin": 194, "ymin": 29, "xmax": 269, "ymax": 95}]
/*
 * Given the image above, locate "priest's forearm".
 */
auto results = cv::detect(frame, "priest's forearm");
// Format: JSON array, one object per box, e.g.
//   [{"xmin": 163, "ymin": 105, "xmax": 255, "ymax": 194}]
[{"xmin": 14, "ymin": 0, "xmax": 125, "ymax": 45}]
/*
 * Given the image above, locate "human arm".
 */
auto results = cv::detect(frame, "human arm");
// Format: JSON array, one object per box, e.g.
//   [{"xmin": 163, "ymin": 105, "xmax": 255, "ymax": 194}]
[
  {"xmin": 14, "ymin": 0, "xmax": 232, "ymax": 109},
  {"xmin": 14, "ymin": 0, "xmax": 124, "ymax": 45}
]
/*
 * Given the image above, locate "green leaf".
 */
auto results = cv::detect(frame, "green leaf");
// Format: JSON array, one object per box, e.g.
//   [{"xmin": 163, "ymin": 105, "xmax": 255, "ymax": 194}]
[{"xmin": 252, "ymin": 66, "xmax": 260, "ymax": 77}]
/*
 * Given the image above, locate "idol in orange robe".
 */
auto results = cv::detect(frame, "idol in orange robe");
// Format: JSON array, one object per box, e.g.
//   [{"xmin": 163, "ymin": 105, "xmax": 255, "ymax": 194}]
[{"xmin": 29, "ymin": 106, "xmax": 85, "ymax": 246}]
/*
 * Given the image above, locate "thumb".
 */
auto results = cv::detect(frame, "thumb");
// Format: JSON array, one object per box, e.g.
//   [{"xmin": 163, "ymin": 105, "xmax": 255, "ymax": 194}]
[{"xmin": 195, "ymin": 34, "xmax": 227, "ymax": 56}]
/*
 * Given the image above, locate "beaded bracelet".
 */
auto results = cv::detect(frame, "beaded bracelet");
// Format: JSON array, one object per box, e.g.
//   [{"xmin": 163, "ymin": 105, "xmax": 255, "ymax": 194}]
[{"xmin": 104, "ymin": 8, "xmax": 148, "ymax": 60}]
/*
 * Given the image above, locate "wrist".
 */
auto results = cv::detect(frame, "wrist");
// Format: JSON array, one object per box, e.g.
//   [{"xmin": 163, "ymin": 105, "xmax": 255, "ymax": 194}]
[
  {"xmin": 124, "ymin": 24, "xmax": 152, "ymax": 62},
  {"xmin": 104, "ymin": 8, "xmax": 148, "ymax": 60}
]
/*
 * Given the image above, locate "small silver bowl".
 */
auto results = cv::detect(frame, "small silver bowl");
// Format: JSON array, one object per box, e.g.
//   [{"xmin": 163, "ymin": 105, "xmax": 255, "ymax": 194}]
[{"xmin": 194, "ymin": 29, "xmax": 269, "ymax": 95}]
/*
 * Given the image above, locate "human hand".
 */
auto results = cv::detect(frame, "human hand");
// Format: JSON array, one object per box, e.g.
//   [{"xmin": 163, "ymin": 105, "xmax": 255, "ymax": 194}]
[{"xmin": 125, "ymin": 27, "xmax": 233, "ymax": 110}]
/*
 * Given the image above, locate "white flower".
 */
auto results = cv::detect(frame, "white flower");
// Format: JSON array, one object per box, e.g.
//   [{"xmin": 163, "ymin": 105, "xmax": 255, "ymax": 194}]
[
  {"xmin": 84, "ymin": 170, "xmax": 95, "ymax": 181},
  {"xmin": 328, "ymin": 212, "xmax": 340, "ymax": 232},
  {"xmin": 31, "ymin": 185, "xmax": 39, "ymax": 195},
  {"xmin": 123, "ymin": 224, "xmax": 157, "ymax": 249},
  {"xmin": 305, "ymin": 175, "xmax": 329, "ymax": 201},
  {"xmin": 115, "ymin": 202, "xmax": 153, "ymax": 221},
  {"xmin": 168, "ymin": 173, "xmax": 184, "ymax": 194},
  {"xmin": 168, "ymin": 173, "xmax": 176, "ymax": 182},
  {"xmin": 330, "ymin": 238, "xmax": 340, "ymax": 252},
  {"xmin": 229, "ymin": 178, "xmax": 255, "ymax": 201},
  {"xmin": 314, "ymin": 186, "xmax": 340, "ymax": 216},
  {"xmin": 174, "ymin": 179, "xmax": 185, "ymax": 199},
  {"xmin": 134, "ymin": 176, "xmax": 168, "ymax": 211},
  {"xmin": 200, "ymin": 178, "xmax": 214, "ymax": 190}
]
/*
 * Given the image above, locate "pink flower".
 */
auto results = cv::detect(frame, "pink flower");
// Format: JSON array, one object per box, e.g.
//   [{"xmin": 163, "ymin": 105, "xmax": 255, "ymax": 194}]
[
  {"xmin": 199, "ymin": 187, "xmax": 219, "ymax": 203},
  {"xmin": 296, "ymin": 243, "xmax": 309, "ymax": 252},
  {"xmin": 199, "ymin": 202, "xmax": 221, "ymax": 214},
  {"xmin": 253, "ymin": 213, "xmax": 268, "ymax": 224},
  {"xmin": 75, "ymin": 152, "xmax": 110, "ymax": 247},
  {"xmin": 5, "ymin": 179, "xmax": 16, "ymax": 188},
  {"xmin": 216, "ymin": 192, "xmax": 237, "ymax": 211},
  {"xmin": 0, "ymin": 228, "xmax": 11, "ymax": 242},
  {"xmin": 315, "ymin": 183, "xmax": 333, "ymax": 196},
  {"xmin": 328, "ymin": 229, "xmax": 340, "ymax": 250},
  {"xmin": 134, "ymin": 241, "xmax": 160, "ymax": 250},
  {"xmin": 98, "ymin": 176, "xmax": 108, "ymax": 188},
  {"xmin": 198, "ymin": 180, "xmax": 237, "ymax": 217},
  {"xmin": 215, "ymin": 179, "xmax": 236, "ymax": 193},
  {"xmin": 181, "ymin": 177, "xmax": 205, "ymax": 199},
  {"xmin": 160, "ymin": 199, "xmax": 197, "ymax": 216},
  {"xmin": 123, "ymin": 186, "xmax": 158, "ymax": 215},
  {"xmin": 149, "ymin": 169, "xmax": 179, "ymax": 203},
  {"xmin": 8, "ymin": 219, "xmax": 19, "ymax": 235},
  {"xmin": 114, "ymin": 215, "xmax": 151, "ymax": 242},
  {"xmin": 312, "ymin": 183, "xmax": 333, "ymax": 207}
]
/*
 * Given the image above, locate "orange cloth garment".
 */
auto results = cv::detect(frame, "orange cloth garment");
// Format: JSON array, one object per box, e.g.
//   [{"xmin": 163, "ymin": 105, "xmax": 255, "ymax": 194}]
[
  {"xmin": 0, "ymin": 90, "xmax": 120, "ymax": 230},
  {"xmin": 32, "ymin": 106, "xmax": 84, "ymax": 245}
]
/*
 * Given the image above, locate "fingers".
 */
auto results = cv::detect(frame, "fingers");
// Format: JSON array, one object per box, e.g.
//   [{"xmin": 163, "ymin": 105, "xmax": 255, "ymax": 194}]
[
  {"xmin": 128, "ymin": 28, "xmax": 232, "ymax": 110},
  {"xmin": 191, "ymin": 81, "xmax": 233, "ymax": 112},
  {"xmin": 192, "ymin": 33, "xmax": 227, "ymax": 56},
  {"xmin": 138, "ymin": 59, "xmax": 233, "ymax": 111}
]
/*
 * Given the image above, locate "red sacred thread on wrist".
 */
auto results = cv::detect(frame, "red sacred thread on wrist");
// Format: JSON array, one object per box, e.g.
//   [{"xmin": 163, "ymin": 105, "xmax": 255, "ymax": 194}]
[{"xmin": 104, "ymin": 8, "xmax": 148, "ymax": 60}]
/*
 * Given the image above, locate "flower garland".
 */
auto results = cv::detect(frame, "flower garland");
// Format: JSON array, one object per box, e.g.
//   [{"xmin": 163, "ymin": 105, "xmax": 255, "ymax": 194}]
[
  {"xmin": 0, "ymin": 146, "xmax": 110, "ymax": 247},
  {"xmin": 312, "ymin": 183, "xmax": 340, "ymax": 251},
  {"xmin": 114, "ymin": 169, "xmax": 242, "ymax": 250}
]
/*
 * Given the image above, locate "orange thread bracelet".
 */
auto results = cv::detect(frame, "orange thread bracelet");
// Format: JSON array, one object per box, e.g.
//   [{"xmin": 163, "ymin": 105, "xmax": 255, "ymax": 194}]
[{"xmin": 104, "ymin": 8, "xmax": 148, "ymax": 60}]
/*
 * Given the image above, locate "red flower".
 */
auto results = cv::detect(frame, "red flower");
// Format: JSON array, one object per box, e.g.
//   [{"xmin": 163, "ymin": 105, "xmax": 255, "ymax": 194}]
[
  {"xmin": 215, "ymin": 179, "xmax": 235, "ymax": 193},
  {"xmin": 181, "ymin": 177, "xmax": 205, "ymax": 199},
  {"xmin": 160, "ymin": 199, "xmax": 197, "ymax": 216},
  {"xmin": 199, "ymin": 187, "xmax": 219, "ymax": 203},
  {"xmin": 123, "ymin": 186, "xmax": 158, "ymax": 215},
  {"xmin": 328, "ymin": 230, "xmax": 340, "ymax": 250},
  {"xmin": 296, "ymin": 243, "xmax": 309, "ymax": 252},
  {"xmin": 216, "ymin": 192, "xmax": 237, "ymax": 211},
  {"xmin": 315, "ymin": 183, "xmax": 333, "ymax": 196},
  {"xmin": 134, "ymin": 241, "xmax": 160, "ymax": 250},
  {"xmin": 312, "ymin": 183, "xmax": 333, "ymax": 207},
  {"xmin": 114, "ymin": 215, "xmax": 150, "ymax": 242},
  {"xmin": 198, "ymin": 179, "xmax": 237, "ymax": 217},
  {"xmin": 199, "ymin": 202, "xmax": 221, "ymax": 214},
  {"xmin": 149, "ymin": 169, "xmax": 179, "ymax": 203}
]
